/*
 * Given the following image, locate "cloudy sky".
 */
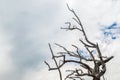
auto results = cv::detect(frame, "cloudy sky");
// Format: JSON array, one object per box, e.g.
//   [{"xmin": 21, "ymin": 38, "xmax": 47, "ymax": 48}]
[{"xmin": 0, "ymin": 0, "xmax": 120, "ymax": 80}]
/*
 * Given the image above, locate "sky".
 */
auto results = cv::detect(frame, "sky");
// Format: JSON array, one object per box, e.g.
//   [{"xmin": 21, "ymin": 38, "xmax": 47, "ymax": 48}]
[{"xmin": 0, "ymin": 0, "xmax": 120, "ymax": 80}]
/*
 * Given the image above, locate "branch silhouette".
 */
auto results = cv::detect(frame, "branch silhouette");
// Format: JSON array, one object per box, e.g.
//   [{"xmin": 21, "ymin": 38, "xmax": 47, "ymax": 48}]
[{"xmin": 45, "ymin": 4, "xmax": 114, "ymax": 80}]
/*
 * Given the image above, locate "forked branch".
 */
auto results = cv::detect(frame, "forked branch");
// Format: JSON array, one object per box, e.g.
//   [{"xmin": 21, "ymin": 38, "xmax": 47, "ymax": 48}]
[{"xmin": 45, "ymin": 4, "xmax": 114, "ymax": 80}]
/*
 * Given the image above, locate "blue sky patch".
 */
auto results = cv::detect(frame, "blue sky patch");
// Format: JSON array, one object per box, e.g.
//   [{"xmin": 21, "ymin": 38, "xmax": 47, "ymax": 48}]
[
  {"xmin": 106, "ymin": 22, "xmax": 117, "ymax": 29},
  {"xmin": 101, "ymin": 22, "xmax": 120, "ymax": 43},
  {"xmin": 79, "ymin": 50, "xmax": 91, "ymax": 59}
]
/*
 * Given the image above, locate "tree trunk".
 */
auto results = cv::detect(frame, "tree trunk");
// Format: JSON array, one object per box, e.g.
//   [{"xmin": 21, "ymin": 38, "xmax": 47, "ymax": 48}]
[{"xmin": 93, "ymin": 77, "xmax": 100, "ymax": 80}]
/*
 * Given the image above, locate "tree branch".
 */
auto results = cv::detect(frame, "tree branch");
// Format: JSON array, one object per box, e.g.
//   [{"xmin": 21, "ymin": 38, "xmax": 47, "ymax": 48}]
[{"xmin": 45, "ymin": 4, "xmax": 114, "ymax": 80}]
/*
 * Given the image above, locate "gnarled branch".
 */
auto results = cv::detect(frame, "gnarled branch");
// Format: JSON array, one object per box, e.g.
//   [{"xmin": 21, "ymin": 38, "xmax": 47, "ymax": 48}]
[{"xmin": 45, "ymin": 4, "xmax": 114, "ymax": 80}]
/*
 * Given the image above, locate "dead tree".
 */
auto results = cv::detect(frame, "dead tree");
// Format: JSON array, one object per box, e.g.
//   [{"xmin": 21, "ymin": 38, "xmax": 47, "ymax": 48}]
[{"xmin": 45, "ymin": 5, "xmax": 114, "ymax": 80}]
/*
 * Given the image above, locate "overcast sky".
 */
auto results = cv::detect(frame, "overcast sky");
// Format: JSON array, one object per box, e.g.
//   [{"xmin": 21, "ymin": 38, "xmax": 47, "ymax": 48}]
[{"xmin": 0, "ymin": 0, "xmax": 120, "ymax": 80}]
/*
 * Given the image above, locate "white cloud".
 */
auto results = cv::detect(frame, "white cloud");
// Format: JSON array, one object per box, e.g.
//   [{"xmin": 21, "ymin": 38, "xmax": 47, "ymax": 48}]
[
  {"xmin": 0, "ymin": 0, "xmax": 120, "ymax": 80},
  {"xmin": 23, "ymin": 67, "xmax": 59, "ymax": 80},
  {"xmin": 0, "ymin": 28, "xmax": 14, "ymax": 77}
]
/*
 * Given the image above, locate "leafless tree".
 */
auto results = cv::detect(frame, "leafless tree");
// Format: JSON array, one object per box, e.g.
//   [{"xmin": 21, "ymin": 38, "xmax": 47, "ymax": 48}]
[{"xmin": 45, "ymin": 5, "xmax": 114, "ymax": 80}]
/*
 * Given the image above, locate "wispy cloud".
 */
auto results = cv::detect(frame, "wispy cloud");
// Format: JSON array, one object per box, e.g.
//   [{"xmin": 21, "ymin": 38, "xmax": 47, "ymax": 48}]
[{"xmin": 0, "ymin": 0, "xmax": 120, "ymax": 80}]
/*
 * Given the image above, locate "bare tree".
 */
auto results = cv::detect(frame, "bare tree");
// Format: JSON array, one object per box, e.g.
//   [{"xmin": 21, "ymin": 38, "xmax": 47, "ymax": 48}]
[{"xmin": 45, "ymin": 5, "xmax": 114, "ymax": 80}]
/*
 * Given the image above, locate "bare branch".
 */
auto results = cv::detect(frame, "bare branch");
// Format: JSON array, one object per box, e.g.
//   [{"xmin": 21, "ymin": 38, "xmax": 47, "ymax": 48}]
[
  {"xmin": 67, "ymin": 4, "xmax": 96, "ymax": 47},
  {"xmin": 48, "ymin": 43, "xmax": 63, "ymax": 80},
  {"xmin": 55, "ymin": 43, "xmax": 79, "ymax": 58},
  {"xmin": 45, "ymin": 4, "xmax": 114, "ymax": 80},
  {"xmin": 61, "ymin": 22, "xmax": 82, "ymax": 32}
]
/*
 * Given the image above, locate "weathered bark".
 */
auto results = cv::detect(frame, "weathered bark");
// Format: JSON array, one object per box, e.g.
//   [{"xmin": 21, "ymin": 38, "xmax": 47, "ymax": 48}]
[{"xmin": 93, "ymin": 77, "xmax": 100, "ymax": 80}]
